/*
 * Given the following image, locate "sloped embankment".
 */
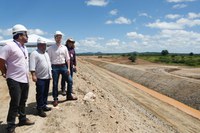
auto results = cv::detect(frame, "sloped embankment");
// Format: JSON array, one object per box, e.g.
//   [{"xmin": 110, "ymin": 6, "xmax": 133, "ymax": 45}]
[{"xmin": 86, "ymin": 59, "xmax": 200, "ymax": 110}]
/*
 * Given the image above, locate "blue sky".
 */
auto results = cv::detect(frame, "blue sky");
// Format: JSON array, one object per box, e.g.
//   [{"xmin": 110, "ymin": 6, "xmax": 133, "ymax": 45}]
[{"xmin": 0, "ymin": 0, "xmax": 200, "ymax": 53}]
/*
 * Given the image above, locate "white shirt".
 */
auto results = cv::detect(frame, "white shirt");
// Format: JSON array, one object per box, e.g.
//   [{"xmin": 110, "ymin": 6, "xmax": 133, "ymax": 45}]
[
  {"xmin": 0, "ymin": 40, "xmax": 29, "ymax": 83},
  {"xmin": 29, "ymin": 49, "xmax": 52, "ymax": 79},
  {"xmin": 47, "ymin": 44, "xmax": 70, "ymax": 65}
]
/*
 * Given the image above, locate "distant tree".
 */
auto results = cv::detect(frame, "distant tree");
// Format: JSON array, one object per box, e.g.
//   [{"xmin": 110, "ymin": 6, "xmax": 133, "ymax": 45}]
[
  {"xmin": 128, "ymin": 53, "xmax": 137, "ymax": 62},
  {"xmin": 121, "ymin": 53, "xmax": 126, "ymax": 57},
  {"xmin": 189, "ymin": 52, "xmax": 194, "ymax": 56},
  {"xmin": 161, "ymin": 50, "xmax": 169, "ymax": 56}
]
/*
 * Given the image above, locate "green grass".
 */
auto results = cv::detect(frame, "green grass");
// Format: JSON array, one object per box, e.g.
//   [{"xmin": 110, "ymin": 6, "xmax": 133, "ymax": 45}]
[{"xmin": 139, "ymin": 55, "xmax": 200, "ymax": 67}]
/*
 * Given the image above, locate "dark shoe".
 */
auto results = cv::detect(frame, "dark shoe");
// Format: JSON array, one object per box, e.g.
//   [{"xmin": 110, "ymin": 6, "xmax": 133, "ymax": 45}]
[
  {"xmin": 43, "ymin": 106, "xmax": 52, "ymax": 112},
  {"xmin": 66, "ymin": 90, "xmax": 75, "ymax": 94},
  {"xmin": 52, "ymin": 100, "xmax": 58, "ymax": 107},
  {"xmin": 18, "ymin": 118, "xmax": 35, "ymax": 126},
  {"xmin": 38, "ymin": 109, "xmax": 47, "ymax": 117},
  {"xmin": 67, "ymin": 94, "xmax": 78, "ymax": 101},
  {"xmin": 7, "ymin": 126, "xmax": 16, "ymax": 133},
  {"xmin": 61, "ymin": 90, "xmax": 66, "ymax": 96}
]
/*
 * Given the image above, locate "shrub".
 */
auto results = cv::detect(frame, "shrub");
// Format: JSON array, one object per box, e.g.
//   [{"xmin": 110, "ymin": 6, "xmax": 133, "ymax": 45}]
[
  {"xmin": 128, "ymin": 54, "xmax": 137, "ymax": 62},
  {"xmin": 98, "ymin": 55, "xmax": 102, "ymax": 58},
  {"xmin": 161, "ymin": 50, "xmax": 169, "ymax": 56},
  {"xmin": 189, "ymin": 52, "xmax": 194, "ymax": 56}
]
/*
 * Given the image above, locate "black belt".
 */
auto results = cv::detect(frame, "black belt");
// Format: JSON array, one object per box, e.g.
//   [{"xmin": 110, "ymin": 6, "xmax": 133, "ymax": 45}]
[{"xmin": 52, "ymin": 64, "xmax": 66, "ymax": 67}]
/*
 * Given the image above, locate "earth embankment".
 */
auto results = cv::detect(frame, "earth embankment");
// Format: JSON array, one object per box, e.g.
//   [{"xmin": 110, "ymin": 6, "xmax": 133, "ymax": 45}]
[{"xmin": 86, "ymin": 58, "xmax": 200, "ymax": 110}]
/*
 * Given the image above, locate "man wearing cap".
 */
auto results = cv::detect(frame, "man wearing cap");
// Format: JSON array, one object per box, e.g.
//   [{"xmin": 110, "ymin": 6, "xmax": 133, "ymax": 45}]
[
  {"xmin": 0, "ymin": 24, "xmax": 34, "ymax": 133},
  {"xmin": 30, "ymin": 38, "xmax": 52, "ymax": 117},
  {"xmin": 61, "ymin": 38, "xmax": 77, "ymax": 94},
  {"xmin": 47, "ymin": 31, "xmax": 77, "ymax": 107}
]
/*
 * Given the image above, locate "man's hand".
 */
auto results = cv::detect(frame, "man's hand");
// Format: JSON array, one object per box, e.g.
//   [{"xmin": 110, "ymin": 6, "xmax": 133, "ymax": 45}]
[
  {"xmin": 2, "ymin": 73, "xmax": 6, "ymax": 78},
  {"xmin": 32, "ymin": 75, "xmax": 37, "ymax": 82},
  {"xmin": 73, "ymin": 66, "xmax": 77, "ymax": 73},
  {"xmin": 67, "ymin": 69, "xmax": 70, "ymax": 76}
]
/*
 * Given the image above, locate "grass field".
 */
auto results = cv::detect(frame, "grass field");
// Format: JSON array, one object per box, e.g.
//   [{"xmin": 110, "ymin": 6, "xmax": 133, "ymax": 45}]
[{"xmin": 139, "ymin": 55, "xmax": 200, "ymax": 67}]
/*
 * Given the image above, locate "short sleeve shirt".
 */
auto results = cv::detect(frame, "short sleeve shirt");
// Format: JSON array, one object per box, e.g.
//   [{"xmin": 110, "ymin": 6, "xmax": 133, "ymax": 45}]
[
  {"xmin": 29, "ymin": 49, "xmax": 52, "ymax": 79},
  {"xmin": 0, "ymin": 40, "xmax": 29, "ymax": 83}
]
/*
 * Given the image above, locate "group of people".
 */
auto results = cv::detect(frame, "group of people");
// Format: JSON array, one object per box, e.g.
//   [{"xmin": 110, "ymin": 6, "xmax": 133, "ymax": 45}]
[{"xmin": 0, "ymin": 24, "xmax": 77, "ymax": 133}]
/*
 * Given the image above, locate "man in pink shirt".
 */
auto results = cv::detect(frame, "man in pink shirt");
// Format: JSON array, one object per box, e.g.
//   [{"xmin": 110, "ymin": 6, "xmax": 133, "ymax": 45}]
[{"xmin": 0, "ymin": 24, "xmax": 34, "ymax": 133}]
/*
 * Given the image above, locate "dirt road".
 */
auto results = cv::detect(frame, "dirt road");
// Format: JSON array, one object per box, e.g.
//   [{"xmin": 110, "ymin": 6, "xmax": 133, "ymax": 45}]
[{"xmin": 0, "ymin": 57, "xmax": 200, "ymax": 133}]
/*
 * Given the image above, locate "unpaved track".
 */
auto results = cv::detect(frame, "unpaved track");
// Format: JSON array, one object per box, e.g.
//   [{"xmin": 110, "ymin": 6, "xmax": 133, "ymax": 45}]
[{"xmin": 0, "ymin": 57, "xmax": 200, "ymax": 133}]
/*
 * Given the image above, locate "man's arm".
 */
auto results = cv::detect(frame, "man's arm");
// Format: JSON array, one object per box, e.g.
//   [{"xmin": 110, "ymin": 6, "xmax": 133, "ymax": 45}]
[
  {"xmin": 29, "ymin": 52, "xmax": 37, "ymax": 82},
  {"xmin": 30, "ymin": 71, "xmax": 37, "ymax": 82},
  {"xmin": 65, "ymin": 48, "xmax": 71, "ymax": 75},
  {"xmin": 67, "ymin": 60, "xmax": 71, "ymax": 75},
  {"xmin": 0, "ymin": 58, "xmax": 6, "ymax": 78}
]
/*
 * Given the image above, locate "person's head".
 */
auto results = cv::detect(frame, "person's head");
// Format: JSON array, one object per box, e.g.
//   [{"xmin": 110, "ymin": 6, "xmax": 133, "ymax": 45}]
[
  {"xmin": 54, "ymin": 31, "xmax": 63, "ymax": 44},
  {"xmin": 12, "ymin": 24, "xmax": 28, "ymax": 44},
  {"xmin": 65, "ymin": 38, "xmax": 75, "ymax": 49},
  {"xmin": 37, "ymin": 38, "xmax": 47, "ymax": 53}
]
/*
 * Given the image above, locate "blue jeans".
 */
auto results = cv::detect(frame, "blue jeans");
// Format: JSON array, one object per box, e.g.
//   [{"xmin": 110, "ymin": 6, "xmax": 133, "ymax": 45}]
[
  {"xmin": 36, "ymin": 79, "xmax": 50, "ymax": 109},
  {"xmin": 6, "ymin": 78, "xmax": 29, "ymax": 127},
  {"xmin": 61, "ymin": 66, "xmax": 73, "ymax": 91},
  {"xmin": 52, "ymin": 65, "xmax": 73, "ymax": 101}
]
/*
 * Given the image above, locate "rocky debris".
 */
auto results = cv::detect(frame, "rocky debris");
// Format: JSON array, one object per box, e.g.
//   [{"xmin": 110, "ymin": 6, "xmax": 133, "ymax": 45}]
[{"xmin": 83, "ymin": 92, "xmax": 96, "ymax": 102}]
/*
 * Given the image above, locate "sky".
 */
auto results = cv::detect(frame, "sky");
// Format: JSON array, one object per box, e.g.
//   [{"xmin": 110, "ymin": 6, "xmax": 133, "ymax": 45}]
[{"xmin": 0, "ymin": 0, "xmax": 200, "ymax": 53}]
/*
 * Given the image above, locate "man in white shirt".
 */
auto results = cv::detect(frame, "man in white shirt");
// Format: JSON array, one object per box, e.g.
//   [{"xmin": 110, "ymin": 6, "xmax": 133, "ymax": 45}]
[
  {"xmin": 47, "ymin": 31, "xmax": 77, "ymax": 107},
  {"xmin": 30, "ymin": 38, "xmax": 52, "ymax": 117},
  {"xmin": 0, "ymin": 24, "xmax": 34, "ymax": 133}
]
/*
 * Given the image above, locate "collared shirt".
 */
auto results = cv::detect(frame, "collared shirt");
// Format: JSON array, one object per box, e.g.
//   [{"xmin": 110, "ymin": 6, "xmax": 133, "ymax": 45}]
[
  {"xmin": 29, "ymin": 49, "xmax": 52, "ymax": 79},
  {"xmin": 0, "ymin": 40, "xmax": 29, "ymax": 83},
  {"xmin": 47, "ymin": 44, "xmax": 70, "ymax": 65}
]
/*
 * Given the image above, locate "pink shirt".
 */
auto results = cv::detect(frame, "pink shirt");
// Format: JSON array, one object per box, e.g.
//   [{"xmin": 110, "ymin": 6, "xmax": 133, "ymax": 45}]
[{"xmin": 0, "ymin": 40, "xmax": 29, "ymax": 83}]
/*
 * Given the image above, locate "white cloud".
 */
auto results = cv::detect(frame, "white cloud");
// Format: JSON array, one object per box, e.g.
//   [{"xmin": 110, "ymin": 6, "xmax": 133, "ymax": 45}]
[
  {"xmin": 28, "ymin": 29, "xmax": 47, "ymax": 35},
  {"xmin": 146, "ymin": 20, "xmax": 183, "ymax": 30},
  {"xmin": 109, "ymin": 9, "xmax": 118, "ymax": 15},
  {"xmin": 126, "ymin": 30, "xmax": 200, "ymax": 53},
  {"xmin": 165, "ymin": 14, "xmax": 181, "ymax": 19},
  {"xmin": 146, "ymin": 16, "xmax": 200, "ymax": 30},
  {"xmin": 167, "ymin": 0, "xmax": 196, "ymax": 2},
  {"xmin": 105, "ymin": 20, "xmax": 113, "ymax": 24},
  {"xmin": 85, "ymin": 0, "xmax": 109, "ymax": 6},
  {"xmin": 106, "ymin": 39, "xmax": 120, "ymax": 46},
  {"xmin": 0, "ymin": 28, "xmax": 47, "ymax": 36},
  {"xmin": 79, "ymin": 37, "xmax": 104, "ymax": 47},
  {"xmin": 115, "ymin": 17, "xmax": 132, "ymax": 24},
  {"xmin": 177, "ymin": 18, "xmax": 200, "ymax": 27},
  {"xmin": 188, "ymin": 12, "xmax": 200, "ymax": 19},
  {"xmin": 106, "ymin": 17, "xmax": 132, "ymax": 24},
  {"xmin": 126, "ymin": 32, "xmax": 145, "ymax": 39},
  {"xmin": 172, "ymin": 4, "xmax": 187, "ymax": 9},
  {"xmin": 138, "ymin": 12, "xmax": 152, "ymax": 18},
  {"xmin": 0, "ymin": 36, "xmax": 3, "ymax": 40},
  {"xmin": 76, "ymin": 37, "xmax": 133, "ymax": 53},
  {"xmin": 0, "ymin": 28, "xmax": 12, "ymax": 36}
]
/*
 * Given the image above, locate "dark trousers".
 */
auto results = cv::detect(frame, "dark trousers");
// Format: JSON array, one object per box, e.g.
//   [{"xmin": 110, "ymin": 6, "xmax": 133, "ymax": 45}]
[
  {"xmin": 61, "ymin": 66, "xmax": 73, "ymax": 90},
  {"xmin": 52, "ymin": 65, "xmax": 73, "ymax": 101},
  {"xmin": 6, "ymin": 78, "xmax": 29, "ymax": 127},
  {"xmin": 36, "ymin": 79, "xmax": 50, "ymax": 110}
]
